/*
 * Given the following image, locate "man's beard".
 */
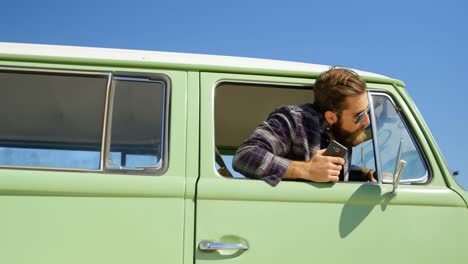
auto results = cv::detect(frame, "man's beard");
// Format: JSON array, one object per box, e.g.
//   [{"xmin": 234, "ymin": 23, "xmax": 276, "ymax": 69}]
[{"xmin": 331, "ymin": 118, "xmax": 368, "ymax": 148}]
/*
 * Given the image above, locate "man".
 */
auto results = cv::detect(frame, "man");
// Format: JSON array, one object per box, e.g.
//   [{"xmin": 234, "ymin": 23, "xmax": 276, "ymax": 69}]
[{"xmin": 232, "ymin": 67, "xmax": 376, "ymax": 186}]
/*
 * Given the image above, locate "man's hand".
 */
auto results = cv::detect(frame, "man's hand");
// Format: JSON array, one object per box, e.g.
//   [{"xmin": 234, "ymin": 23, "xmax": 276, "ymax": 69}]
[
  {"xmin": 365, "ymin": 169, "xmax": 378, "ymax": 183},
  {"xmin": 284, "ymin": 149, "xmax": 345, "ymax": 182}
]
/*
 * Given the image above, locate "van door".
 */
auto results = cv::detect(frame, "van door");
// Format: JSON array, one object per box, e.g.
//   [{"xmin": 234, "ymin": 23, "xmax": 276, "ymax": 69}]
[
  {"xmin": 195, "ymin": 72, "xmax": 468, "ymax": 264},
  {"xmin": 0, "ymin": 66, "xmax": 188, "ymax": 264}
]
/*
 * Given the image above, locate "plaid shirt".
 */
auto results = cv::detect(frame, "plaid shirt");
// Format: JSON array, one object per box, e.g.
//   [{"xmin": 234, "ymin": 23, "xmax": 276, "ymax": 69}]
[{"xmin": 233, "ymin": 103, "xmax": 332, "ymax": 186}]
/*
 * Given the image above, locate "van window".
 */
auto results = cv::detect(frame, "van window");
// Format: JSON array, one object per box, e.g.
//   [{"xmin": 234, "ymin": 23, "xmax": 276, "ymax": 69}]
[
  {"xmin": 215, "ymin": 83, "xmax": 428, "ymax": 184},
  {"xmin": 107, "ymin": 76, "xmax": 168, "ymax": 173},
  {"xmin": 214, "ymin": 82, "xmax": 314, "ymax": 178},
  {"xmin": 0, "ymin": 69, "xmax": 107, "ymax": 170},
  {"xmin": 374, "ymin": 94, "xmax": 428, "ymax": 183}
]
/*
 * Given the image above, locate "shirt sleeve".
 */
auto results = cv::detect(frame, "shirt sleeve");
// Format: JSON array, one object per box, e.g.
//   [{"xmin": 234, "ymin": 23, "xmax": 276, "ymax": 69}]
[{"xmin": 232, "ymin": 107, "xmax": 296, "ymax": 186}]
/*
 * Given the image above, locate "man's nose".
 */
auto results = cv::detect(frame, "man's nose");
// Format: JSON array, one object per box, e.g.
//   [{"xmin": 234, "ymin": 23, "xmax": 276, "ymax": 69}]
[{"xmin": 361, "ymin": 112, "xmax": 371, "ymax": 126}]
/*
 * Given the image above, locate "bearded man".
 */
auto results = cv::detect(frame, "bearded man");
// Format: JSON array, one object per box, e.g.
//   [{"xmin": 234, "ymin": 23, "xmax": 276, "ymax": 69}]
[{"xmin": 232, "ymin": 67, "xmax": 376, "ymax": 186}]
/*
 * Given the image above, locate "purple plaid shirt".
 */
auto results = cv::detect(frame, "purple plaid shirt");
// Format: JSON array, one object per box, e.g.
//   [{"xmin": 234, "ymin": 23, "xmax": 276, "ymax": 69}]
[{"xmin": 233, "ymin": 103, "xmax": 332, "ymax": 186}]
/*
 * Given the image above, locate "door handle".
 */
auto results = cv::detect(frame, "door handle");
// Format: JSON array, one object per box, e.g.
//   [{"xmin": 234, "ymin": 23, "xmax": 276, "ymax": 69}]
[{"xmin": 198, "ymin": 241, "xmax": 249, "ymax": 251}]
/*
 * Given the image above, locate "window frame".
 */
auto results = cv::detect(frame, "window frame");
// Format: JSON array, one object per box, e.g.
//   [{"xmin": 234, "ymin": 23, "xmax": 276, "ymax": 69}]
[
  {"xmin": 214, "ymin": 79, "xmax": 314, "ymax": 152},
  {"xmin": 103, "ymin": 72, "xmax": 171, "ymax": 175},
  {"xmin": 213, "ymin": 79, "xmax": 314, "ymax": 178},
  {"xmin": 370, "ymin": 91, "xmax": 432, "ymax": 185},
  {"xmin": 0, "ymin": 67, "xmax": 171, "ymax": 175},
  {"xmin": 211, "ymin": 80, "xmax": 431, "ymax": 184}
]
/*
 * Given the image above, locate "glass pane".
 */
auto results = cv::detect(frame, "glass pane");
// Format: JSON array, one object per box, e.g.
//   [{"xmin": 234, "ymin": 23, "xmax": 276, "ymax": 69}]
[
  {"xmin": 372, "ymin": 94, "xmax": 428, "ymax": 183},
  {"xmin": 0, "ymin": 148, "xmax": 100, "ymax": 169},
  {"xmin": 109, "ymin": 77, "xmax": 166, "ymax": 170},
  {"xmin": 351, "ymin": 135, "xmax": 376, "ymax": 174},
  {"xmin": 0, "ymin": 70, "xmax": 107, "ymax": 169}
]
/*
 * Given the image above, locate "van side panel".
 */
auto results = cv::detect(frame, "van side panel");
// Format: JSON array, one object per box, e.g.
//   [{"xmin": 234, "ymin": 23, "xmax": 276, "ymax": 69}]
[
  {"xmin": 0, "ymin": 62, "xmax": 188, "ymax": 264},
  {"xmin": 195, "ymin": 72, "xmax": 468, "ymax": 264}
]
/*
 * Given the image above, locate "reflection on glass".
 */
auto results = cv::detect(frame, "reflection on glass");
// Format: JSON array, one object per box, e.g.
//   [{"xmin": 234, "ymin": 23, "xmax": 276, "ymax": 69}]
[
  {"xmin": 372, "ymin": 95, "xmax": 428, "ymax": 183},
  {"xmin": 0, "ymin": 71, "xmax": 106, "ymax": 170},
  {"xmin": 109, "ymin": 77, "xmax": 166, "ymax": 170}
]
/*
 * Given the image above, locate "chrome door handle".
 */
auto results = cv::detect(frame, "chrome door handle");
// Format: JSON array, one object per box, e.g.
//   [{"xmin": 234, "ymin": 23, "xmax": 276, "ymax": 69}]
[{"xmin": 199, "ymin": 241, "xmax": 249, "ymax": 251}]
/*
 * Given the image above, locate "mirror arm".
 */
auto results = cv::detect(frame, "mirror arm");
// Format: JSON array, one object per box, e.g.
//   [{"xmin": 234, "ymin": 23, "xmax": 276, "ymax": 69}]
[{"xmin": 392, "ymin": 160, "xmax": 407, "ymax": 196}]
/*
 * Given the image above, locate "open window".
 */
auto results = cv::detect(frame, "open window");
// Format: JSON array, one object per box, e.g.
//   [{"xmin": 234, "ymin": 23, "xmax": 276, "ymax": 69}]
[
  {"xmin": 214, "ymin": 81, "xmax": 314, "ymax": 178},
  {"xmin": 214, "ymin": 81, "xmax": 429, "ymax": 184}
]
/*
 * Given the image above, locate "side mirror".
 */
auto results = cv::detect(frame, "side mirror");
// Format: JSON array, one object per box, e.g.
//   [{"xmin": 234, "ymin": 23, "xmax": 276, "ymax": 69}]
[{"xmin": 392, "ymin": 160, "xmax": 407, "ymax": 196}]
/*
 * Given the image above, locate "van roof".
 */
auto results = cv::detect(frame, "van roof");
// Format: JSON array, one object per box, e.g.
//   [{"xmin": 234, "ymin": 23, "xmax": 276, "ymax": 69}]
[{"xmin": 0, "ymin": 42, "xmax": 401, "ymax": 84}]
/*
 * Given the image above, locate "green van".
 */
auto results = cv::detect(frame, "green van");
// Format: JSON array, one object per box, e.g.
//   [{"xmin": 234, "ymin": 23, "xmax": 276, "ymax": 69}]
[{"xmin": 1, "ymin": 42, "xmax": 467, "ymax": 264}]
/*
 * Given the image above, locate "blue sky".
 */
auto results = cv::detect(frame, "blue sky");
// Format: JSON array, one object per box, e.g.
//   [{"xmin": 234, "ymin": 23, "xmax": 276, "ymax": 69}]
[{"xmin": 1, "ymin": 0, "xmax": 467, "ymax": 189}]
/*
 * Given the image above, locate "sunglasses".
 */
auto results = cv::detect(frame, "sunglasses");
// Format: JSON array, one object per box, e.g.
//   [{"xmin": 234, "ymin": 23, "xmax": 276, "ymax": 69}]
[{"xmin": 335, "ymin": 106, "xmax": 370, "ymax": 124}]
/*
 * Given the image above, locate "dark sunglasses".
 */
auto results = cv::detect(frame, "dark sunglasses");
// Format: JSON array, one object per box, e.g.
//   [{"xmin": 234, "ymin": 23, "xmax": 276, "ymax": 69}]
[{"xmin": 336, "ymin": 106, "xmax": 370, "ymax": 124}]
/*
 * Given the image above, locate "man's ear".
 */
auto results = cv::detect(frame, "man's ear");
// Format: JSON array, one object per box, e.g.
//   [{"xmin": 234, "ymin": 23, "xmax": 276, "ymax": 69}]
[{"xmin": 324, "ymin": 111, "xmax": 338, "ymax": 125}]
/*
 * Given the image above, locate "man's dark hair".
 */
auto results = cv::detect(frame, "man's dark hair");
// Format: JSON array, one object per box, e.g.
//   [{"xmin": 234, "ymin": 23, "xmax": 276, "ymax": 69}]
[{"xmin": 313, "ymin": 67, "xmax": 367, "ymax": 115}]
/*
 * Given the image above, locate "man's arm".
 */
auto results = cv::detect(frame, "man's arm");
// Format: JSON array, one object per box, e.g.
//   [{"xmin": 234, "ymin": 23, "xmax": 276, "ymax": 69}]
[
  {"xmin": 233, "ymin": 106, "xmax": 344, "ymax": 186},
  {"xmin": 284, "ymin": 149, "xmax": 344, "ymax": 182},
  {"xmin": 232, "ymin": 112, "xmax": 293, "ymax": 186}
]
